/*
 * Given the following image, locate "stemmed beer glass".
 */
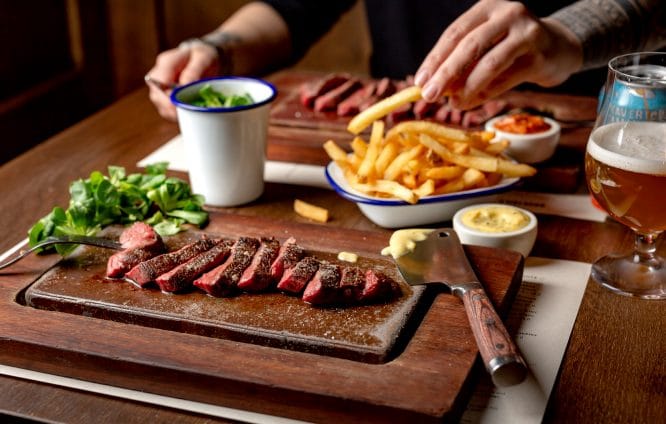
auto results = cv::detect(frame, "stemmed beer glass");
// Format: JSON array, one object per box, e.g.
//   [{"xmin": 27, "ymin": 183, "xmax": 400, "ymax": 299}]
[{"xmin": 585, "ymin": 52, "xmax": 666, "ymax": 299}]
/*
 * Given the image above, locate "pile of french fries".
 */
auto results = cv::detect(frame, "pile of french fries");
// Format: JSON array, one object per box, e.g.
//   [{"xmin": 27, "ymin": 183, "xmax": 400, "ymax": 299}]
[{"xmin": 324, "ymin": 86, "xmax": 536, "ymax": 204}]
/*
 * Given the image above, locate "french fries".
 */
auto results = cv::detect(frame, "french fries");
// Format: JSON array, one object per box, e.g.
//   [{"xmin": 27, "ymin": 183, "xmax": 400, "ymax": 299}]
[
  {"xmin": 294, "ymin": 199, "xmax": 329, "ymax": 223},
  {"xmin": 347, "ymin": 86, "xmax": 422, "ymax": 134},
  {"xmin": 326, "ymin": 85, "xmax": 537, "ymax": 203}
]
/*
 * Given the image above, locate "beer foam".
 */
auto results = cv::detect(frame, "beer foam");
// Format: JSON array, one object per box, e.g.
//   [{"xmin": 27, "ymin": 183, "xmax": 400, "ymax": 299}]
[{"xmin": 588, "ymin": 121, "xmax": 666, "ymax": 175}]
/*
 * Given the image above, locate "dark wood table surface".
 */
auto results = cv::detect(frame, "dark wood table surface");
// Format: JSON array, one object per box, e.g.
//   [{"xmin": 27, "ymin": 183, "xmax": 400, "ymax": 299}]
[{"xmin": 0, "ymin": 71, "xmax": 663, "ymax": 423}]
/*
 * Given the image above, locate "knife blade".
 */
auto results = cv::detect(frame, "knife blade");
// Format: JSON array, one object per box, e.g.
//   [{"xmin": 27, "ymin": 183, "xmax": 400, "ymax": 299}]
[{"xmin": 395, "ymin": 228, "xmax": 527, "ymax": 387}]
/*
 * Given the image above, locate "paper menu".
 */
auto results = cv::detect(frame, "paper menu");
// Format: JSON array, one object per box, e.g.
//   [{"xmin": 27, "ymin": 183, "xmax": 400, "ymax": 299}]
[{"xmin": 461, "ymin": 257, "xmax": 590, "ymax": 424}]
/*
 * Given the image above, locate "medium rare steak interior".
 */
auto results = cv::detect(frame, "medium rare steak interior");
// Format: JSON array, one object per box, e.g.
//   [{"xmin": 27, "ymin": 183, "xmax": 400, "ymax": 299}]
[{"xmin": 107, "ymin": 226, "xmax": 401, "ymax": 307}]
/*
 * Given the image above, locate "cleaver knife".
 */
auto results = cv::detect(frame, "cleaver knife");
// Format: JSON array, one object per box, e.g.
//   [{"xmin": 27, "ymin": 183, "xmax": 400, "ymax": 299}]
[{"xmin": 394, "ymin": 228, "xmax": 527, "ymax": 387}]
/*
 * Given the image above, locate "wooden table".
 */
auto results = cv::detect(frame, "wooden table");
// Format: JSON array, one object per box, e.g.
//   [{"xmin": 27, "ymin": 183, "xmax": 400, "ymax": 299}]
[{"xmin": 0, "ymin": 71, "xmax": 663, "ymax": 423}]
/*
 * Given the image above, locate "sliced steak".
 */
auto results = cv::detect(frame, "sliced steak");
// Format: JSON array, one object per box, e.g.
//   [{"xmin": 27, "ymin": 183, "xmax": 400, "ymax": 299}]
[
  {"xmin": 193, "ymin": 237, "xmax": 260, "ymax": 297},
  {"xmin": 362, "ymin": 269, "xmax": 400, "ymax": 302},
  {"xmin": 413, "ymin": 99, "xmax": 441, "ymax": 119},
  {"xmin": 269, "ymin": 237, "xmax": 304, "ymax": 281},
  {"xmin": 276, "ymin": 256, "xmax": 320, "ymax": 294},
  {"xmin": 302, "ymin": 262, "xmax": 342, "ymax": 305},
  {"xmin": 375, "ymin": 77, "xmax": 397, "ymax": 98},
  {"xmin": 106, "ymin": 222, "xmax": 165, "ymax": 278},
  {"xmin": 336, "ymin": 81, "xmax": 377, "ymax": 116},
  {"xmin": 237, "ymin": 237, "xmax": 281, "ymax": 292},
  {"xmin": 118, "ymin": 222, "xmax": 162, "ymax": 250},
  {"xmin": 106, "ymin": 248, "xmax": 162, "ymax": 278},
  {"xmin": 434, "ymin": 103, "xmax": 452, "ymax": 123},
  {"xmin": 155, "ymin": 239, "xmax": 234, "ymax": 293},
  {"xmin": 299, "ymin": 73, "xmax": 349, "ymax": 108},
  {"xmin": 461, "ymin": 99, "xmax": 509, "ymax": 128},
  {"xmin": 338, "ymin": 266, "xmax": 366, "ymax": 302},
  {"xmin": 314, "ymin": 78, "xmax": 362, "ymax": 112},
  {"xmin": 387, "ymin": 102, "xmax": 414, "ymax": 125},
  {"xmin": 125, "ymin": 237, "xmax": 217, "ymax": 287}
]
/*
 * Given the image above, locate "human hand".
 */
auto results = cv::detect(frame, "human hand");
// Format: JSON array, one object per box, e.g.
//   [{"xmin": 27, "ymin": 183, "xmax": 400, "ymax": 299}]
[
  {"xmin": 146, "ymin": 42, "xmax": 222, "ymax": 121},
  {"xmin": 414, "ymin": 0, "xmax": 582, "ymax": 110}
]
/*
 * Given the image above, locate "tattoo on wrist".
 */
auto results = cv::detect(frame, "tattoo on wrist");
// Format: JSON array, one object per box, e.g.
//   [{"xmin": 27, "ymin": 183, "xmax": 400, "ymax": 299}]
[{"xmin": 179, "ymin": 32, "xmax": 242, "ymax": 75}]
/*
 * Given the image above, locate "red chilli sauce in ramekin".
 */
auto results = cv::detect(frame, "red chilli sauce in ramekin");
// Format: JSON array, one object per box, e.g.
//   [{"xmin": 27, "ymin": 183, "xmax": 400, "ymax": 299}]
[{"xmin": 493, "ymin": 113, "xmax": 551, "ymax": 134}]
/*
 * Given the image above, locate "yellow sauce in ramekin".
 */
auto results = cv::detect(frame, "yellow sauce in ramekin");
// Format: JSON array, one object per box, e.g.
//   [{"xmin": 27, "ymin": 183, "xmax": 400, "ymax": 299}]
[{"xmin": 461, "ymin": 205, "xmax": 530, "ymax": 233}]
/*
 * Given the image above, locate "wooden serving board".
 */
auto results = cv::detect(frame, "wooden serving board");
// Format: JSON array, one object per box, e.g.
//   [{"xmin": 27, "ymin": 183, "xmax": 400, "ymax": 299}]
[{"xmin": 1, "ymin": 214, "xmax": 524, "ymax": 423}]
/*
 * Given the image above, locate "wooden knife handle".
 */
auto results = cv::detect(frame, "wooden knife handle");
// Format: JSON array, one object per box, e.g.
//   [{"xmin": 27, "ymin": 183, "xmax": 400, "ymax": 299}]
[{"xmin": 458, "ymin": 285, "xmax": 527, "ymax": 387}]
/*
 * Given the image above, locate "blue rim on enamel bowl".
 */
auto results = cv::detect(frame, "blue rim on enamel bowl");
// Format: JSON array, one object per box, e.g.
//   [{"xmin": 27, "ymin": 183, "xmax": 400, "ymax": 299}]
[
  {"xmin": 170, "ymin": 76, "xmax": 277, "ymax": 113},
  {"xmin": 325, "ymin": 161, "xmax": 521, "ymax": 205}
]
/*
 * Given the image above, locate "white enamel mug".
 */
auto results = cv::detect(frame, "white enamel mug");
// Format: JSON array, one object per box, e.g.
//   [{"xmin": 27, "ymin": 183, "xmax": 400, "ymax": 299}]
[{"xmin": 171, "ymin": 76, "xmax": 277, "ymax": 206}]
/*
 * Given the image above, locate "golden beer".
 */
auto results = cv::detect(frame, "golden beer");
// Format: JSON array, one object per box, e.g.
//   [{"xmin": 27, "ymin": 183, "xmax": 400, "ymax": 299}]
[{"xmin": 585, "ymin": 121, "xmax": 666, "ymax": 232}]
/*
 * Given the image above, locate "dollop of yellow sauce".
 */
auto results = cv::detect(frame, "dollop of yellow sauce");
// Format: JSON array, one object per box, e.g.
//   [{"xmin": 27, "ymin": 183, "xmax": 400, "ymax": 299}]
[
  {"xmin": 461, "ymin": 205, "xmax": 530, "ymax": 233},
  {"xmin": 337, "ymin": 251, "xmax": 358, "ymax": 263},
  {"xmin": 381, "ymin": 229, "xmax": 435, "ymax": 259}
]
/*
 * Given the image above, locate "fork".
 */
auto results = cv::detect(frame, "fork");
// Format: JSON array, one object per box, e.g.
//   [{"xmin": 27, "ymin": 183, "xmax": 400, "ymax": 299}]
[{"xmin": 0, "ymin": 235, "xmax": 122, "ymax": 270}]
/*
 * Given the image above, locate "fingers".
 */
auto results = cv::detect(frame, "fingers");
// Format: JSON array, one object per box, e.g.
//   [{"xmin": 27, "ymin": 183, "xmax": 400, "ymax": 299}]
[
  {"xmin": 177, "ymin": 44, "xmax": 220, "ymax": 85},
  {"xmin": 146, "ymin": 44, "xmax": 219, "ymax": 121},
  {"xmin": 416, "ymin": 0, "xmax": 548, "ymax": 108},
  {"xmin": 415, "ymin": 1, "xmax": 495, "ymax": 97}
]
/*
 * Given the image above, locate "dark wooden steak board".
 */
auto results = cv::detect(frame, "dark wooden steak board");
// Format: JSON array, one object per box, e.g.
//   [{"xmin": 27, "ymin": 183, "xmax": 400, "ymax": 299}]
[
  {"xmin": 24, "ymin": 229, "xmax": 425, "ymax": 364},
  {"xmin": 1, "ymin": 214, "xmax": 524, "ymax": 423}
]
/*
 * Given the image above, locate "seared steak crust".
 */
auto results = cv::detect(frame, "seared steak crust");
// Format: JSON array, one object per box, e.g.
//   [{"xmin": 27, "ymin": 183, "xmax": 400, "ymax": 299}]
[
  {"xmin": 155, "ymin": 239, "xmax": 234, "ymax": 293},
  {"xmin": 193, "ymin": 237, "xmax": 260, "ymax": 297},
  {"xmin": 277, "ymin": 256, "xmax": 320, "ymax": 294},
  {"xmin": 302, "ymin": 262, "xmax": 342, "ymax": 305},
  {"xmin": 125, "ymin": 237, "xmax": 216, "ymax": 287},
  {"xmin": 269, "ymin": 237, "xmax": 304, "ymax": 281},
  {"xmin": 238, "ymin": 237, "xmax": 281, "ymax": 292}
]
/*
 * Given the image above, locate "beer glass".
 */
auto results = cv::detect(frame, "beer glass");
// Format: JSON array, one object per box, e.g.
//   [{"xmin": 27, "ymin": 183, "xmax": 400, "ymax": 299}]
[{"xmin": 585, "ymin": 52, "xmax": 666, "ymax": 299}]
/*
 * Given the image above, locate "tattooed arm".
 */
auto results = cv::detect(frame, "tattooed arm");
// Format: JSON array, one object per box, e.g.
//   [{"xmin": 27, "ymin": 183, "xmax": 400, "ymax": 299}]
[
  {"xmin": 415, "ymin": 0, "xmax": 666, "ymax": 108},
  {"xmin": 551, "ymin": 0, "xmax": 666, "ymax": 70}
]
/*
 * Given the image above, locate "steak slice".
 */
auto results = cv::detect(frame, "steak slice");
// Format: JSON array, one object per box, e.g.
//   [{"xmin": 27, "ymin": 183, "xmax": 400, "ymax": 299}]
[
  {"xmin": 302, "ymin": 262, "xmax": 342, "ymax": 305},
  {"xmin": 269, "ymin": 237, "xmax": 304, "ymax": 281},
  {"xmin": 336, "ymin": 81, "xmax": 377, "ymax": 117},
  {"xmin": 374, "ymin": 77, "xmax": 397, "ymax": 98},
  {"xmin": 125, "ymin": 237, "xmax": 217, "ymax": 287},
  {"xmin": 338, "ymin": 266, "xmax": 366, "ymax": 302},
  {"xmin": 193, "ymin": 237, "xmax": 260, "ymax": 297},
  {"xmin": 155, "ymin": 239, "xmax": 234, "ymax": 293},
  {"xmin": 314, "ymin": 78, "xmax": 362, "ymax": 112},
  {"xmin": 237, "ymin": 237, "xmax": 281, "ymax": 292},
  {"xmin": 362, "ymin": 269, "xmax": 400, "ymax": 302},
  {"xmin": 106, "ymin": 222, "xmax": 165, "ymax": 278},
  {"xmin": 299, "ymin": 73, "xmax": 349, "ymax": 108},
  {"xmin": 461, "ymin": 99, "xmax": 508, "ymax": 128},
  {"xmin": 277, "ymin": 256, "xmax": 320, "ymax": 294},
  {"xmin": 106, "ymin": 248, "xmax": 161, "ymax": 279}
]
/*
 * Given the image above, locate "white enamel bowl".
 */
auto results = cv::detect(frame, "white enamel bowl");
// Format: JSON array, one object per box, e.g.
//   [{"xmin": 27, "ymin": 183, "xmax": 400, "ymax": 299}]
[
  {"xmin": 485, "ymin": 115, "xmax": 560, "ymax": 164},
  {"xmin": 325, "ymin": 161, "xmax": 521, "ymax": 228},
  {"xmin": 452, "ymin": 203, "xmax": 538, "ymax": 257}
]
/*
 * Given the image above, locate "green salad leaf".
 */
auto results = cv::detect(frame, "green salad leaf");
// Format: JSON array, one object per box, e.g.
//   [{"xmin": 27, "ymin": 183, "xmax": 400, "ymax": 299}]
[
  {"xmin": 190, "ymin": 84, "xmax": 254, "ymax": 108},
  {"xmin": 28, "ymin": 162, "xmax": 209, "ymax": 255}
]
